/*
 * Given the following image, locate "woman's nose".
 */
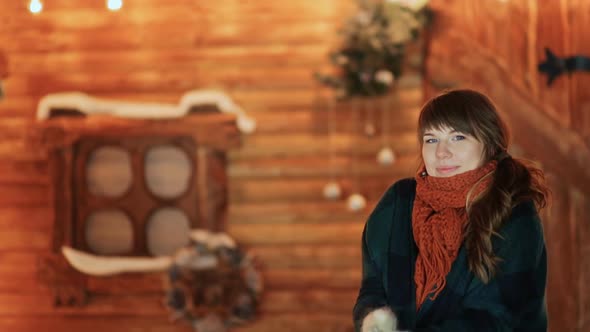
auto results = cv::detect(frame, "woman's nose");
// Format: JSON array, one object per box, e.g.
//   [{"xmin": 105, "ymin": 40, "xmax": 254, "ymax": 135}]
[{"xmin": 436, "ymin": 142, "xmax": 452, "ymax": 159}]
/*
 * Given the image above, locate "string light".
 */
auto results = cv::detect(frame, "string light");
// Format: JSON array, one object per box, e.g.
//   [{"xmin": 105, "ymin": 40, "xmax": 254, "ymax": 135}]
[
  {"xmin": 29, "ymin": 0, "xmax": 43, "ymax": 14},
  {"xmin": 107, "ymin": 0, "xmax": 123, "ymax": 11}
]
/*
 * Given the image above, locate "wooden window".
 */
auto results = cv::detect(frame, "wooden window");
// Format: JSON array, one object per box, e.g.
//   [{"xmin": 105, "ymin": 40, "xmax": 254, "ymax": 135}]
[
  {"xmin": 74, "ymin": 137, "xmax": 200, "ymax": 256},
  {"xmin": 36, "ymin": 112, "xmax": 240, "ymax": 306}
]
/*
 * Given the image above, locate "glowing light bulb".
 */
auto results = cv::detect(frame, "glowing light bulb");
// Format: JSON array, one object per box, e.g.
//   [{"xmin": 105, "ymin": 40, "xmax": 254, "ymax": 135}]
[
  {"xmin": 29, "ymin": 0, "xmax": 43, "ymax": 14},
  {"xmin": 107, "ymin": 0, "xmax": 123, "ymax": 11}
]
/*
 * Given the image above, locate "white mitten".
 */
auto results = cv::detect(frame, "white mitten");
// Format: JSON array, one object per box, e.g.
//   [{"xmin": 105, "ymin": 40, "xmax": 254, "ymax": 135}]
[{"xmin": 361, "ymin": 307, "xmax": 398, "ymax": 332}]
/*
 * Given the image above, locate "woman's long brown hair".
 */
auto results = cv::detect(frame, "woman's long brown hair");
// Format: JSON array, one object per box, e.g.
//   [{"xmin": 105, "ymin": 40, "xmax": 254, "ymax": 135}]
[{"xmin": 417, "ymin": 89, "xmax": 549, "ymax": 283}]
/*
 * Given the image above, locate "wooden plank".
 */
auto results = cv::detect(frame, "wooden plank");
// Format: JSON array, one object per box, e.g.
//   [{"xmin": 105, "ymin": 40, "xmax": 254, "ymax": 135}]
[
  {"xmin": 0, "ymin": 230, "xmax": 51, "ymax": 250},
  {"xmin": 87, "ymin": 274, "xmax": 165, "ymax": 294},
  {"xmin": 0, "ymin": 0, "xmax": 350, "ymax": 11},
  {"xmin": 0, "ymin": 289, "xmax": 356, "ymax": 315},
  {"xmin": 0, "ymin": 139, "xmax": 48, "ymax": 162},
  {"xmin": 0, "ymin": 206, "xmax": 53, "ymax": 230},
  {"xmin": 248, "ymin": 244, "xmax": 360, "ymax": 269},
  {"xmin": 0, "ymin": 82, "xmax": 422, "ymax": 121},
  {"xmin": 2, "ymin": 2, "xmax": 347, "ymax": 25},
  {"xmin": 2, "ymin": 22, "xmax": 337, "ymax": 53},
  {"xmin": 534, "ymin": 0, "xmax": 571, "ymax": 127},
  {"xmin": 228, "ymin": 153, "xmax": 418, "ymax": 179},
  {"xmin": 228, "ymin": 200, "xmax": 375, "ymax": 225},
  {"xmin": 0, "ymin": 161, "xmax": 49, "ymax": 184},
  {"xmin": 8, "ymin": 47, "xmax": 331, "ymax": 74},
  {"xmin": 231, "ymin": 132, "xmax": 419, "ymax": 160},
  {"xmin": 4, "ymin": 67, "xmax": 324, "ymax": 96},
  {"xmin": 0, "ymin": 252, "xmax": 51, "ymax": 293},
  {"xmin": 544, "ymin": 174, "xmax": 578, "ymax": 331},
  {"xmin": 0, "ymin": 184, "xmax": 49, "ymax": 206},
  {"xmin": 4, "ymin": 63, "xmax": 421, "ymax": 98},
  {"xmin": 264, "ymin": 268, "xmax": 359, "ymax": 290},
  {"xmin": 229, "ymin": 176, "xmax": 402, "ymax": 204},
  {"xmin": 244, "ymin": 106, "xmax": 419, "ymax": 134},
  {"xmin": 569, "ymin": 0, "xmax": 590, "ymax": 138},
  {"xmin": 572, "ymin": 188, "xmax": 590, "ymax": 325},
  {"xmin": 0, "ymin": 101, "xmax": 38, "ymax": 118},
  {"xmin": 86, "ymin": 265, "xmax": 359, "ymax": 292},
  {"xmin": 0, "ymin": 313, "xmax": 352, "ymax": 332},
  {"xmin": 228, "ymin": 222, "xmax": 364, "ymax": 245}
]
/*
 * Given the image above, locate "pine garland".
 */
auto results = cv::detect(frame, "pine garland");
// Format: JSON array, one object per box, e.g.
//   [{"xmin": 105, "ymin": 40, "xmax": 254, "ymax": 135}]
[{"xmin": 316, "ymin": 0, "xmax": 431, "ymax": 99}]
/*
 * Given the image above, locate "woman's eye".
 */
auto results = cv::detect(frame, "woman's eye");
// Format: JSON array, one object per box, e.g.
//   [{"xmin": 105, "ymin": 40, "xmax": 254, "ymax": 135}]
[
  {"xmin": 424, "ymin": 138, "xmax": 437, "ymax": 144},
  {"xmin": 453, "ymin": 135, "xmax": 466, "ymax": 141}
]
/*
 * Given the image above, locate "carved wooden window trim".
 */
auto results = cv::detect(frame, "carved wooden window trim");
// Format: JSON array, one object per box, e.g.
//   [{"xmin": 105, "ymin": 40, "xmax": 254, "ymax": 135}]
[{"xmin": 36, "ymin": 112, "xmax": 240, "ymax": 306}]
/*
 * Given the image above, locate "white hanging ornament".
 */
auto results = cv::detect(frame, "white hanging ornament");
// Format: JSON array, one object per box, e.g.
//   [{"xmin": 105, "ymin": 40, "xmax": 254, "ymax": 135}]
[
  {"xmin": 377, "ymin": 146, "xmax": 396, "ymax": 166},
  {"xmin": 347, "ymin": 193, "xmax": 367, "ymax": 211},
  {"xmin": 377, "ymin": 146, "xmax": 395, "ymax": 165},
  {"xmin": 323, "ymin": 181, "xmax": 342, "ymax": 200},
  {"xmin": 29, "ymin": 0, "xmax": 43, "ymax": 14}
]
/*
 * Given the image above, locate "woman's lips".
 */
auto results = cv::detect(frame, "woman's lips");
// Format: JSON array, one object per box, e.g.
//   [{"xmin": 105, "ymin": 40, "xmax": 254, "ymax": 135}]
[{"xmin": 436, "ymin": 166, "xmax": 460, "ymax": 174}]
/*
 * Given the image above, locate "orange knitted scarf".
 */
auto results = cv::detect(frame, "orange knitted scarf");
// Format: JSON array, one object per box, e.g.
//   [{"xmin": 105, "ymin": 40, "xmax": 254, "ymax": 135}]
[{"xmin": 413, "ymin": 161, "xmax": 497, "ymax": 309}]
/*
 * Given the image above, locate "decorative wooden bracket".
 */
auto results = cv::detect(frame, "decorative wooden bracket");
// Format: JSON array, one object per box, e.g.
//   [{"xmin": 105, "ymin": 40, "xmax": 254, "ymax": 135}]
[
  {"xmin": 37, "ymin": 253, "xmax": 88, "ymax": 307},
  {"xmin": 538, "ymin": 47, "xmax": 590, "ymax": 86}
]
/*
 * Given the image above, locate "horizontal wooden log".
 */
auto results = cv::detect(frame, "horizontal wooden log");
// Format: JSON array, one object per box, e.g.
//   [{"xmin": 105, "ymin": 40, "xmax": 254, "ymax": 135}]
[
  {"xmin": 265, "ymin": 268, "xmax": 359, "ymax": 290},
  {"xmin": 0, "ymin": 139, "xmax": 48, "ymax": 162},
  {"xmin": 229, "ymin": 176, "xmax": 402, "ymax": 204},
  {"xmin": 87, "ymin": 264, "xmax": 359, "ymax": 291},
  {"xmin": 0, "ymin": 313, "xmax": 352, "ymax": 332},
  {"xmin": 38, "ymin": 113, "xmax": 240, "ymax": 151},
  {"xmin": 228, "ymin": 153, "xmax": 418, "ymax": 179},
  {"xmin": 8, "ymin": 47, "xmax": 331, "ymax": 75},
  {"xmin": 0, "ymin": 229, "xmax": 51, "ymax": 251},
  {"xmin": 231, "ymin": 132, "xmax": 419, "ymax": 161},
  {"xmin": 228, "ymin": 200, "xmax": 374, "ymax": 224},
  {"xmin": 3, "ymin": 3, "xmax": 347, "ymax": 28},
  {"xmin": 0, "ymin": 288, "xmax": 356, "ymax": 315},
  {"xmin": 0, "ymin": 0, "xmax": 352, "ymax": 10},
  {"xmin": 0, "ymin": 252, "xmax": 51, "ymax": 293},
  {"xmin": 0, "ymin": 80, "xmax": 421, "ymax": 119},
  {"xmin": 3, "ymin": 66, "xmax": 422, "ymax": 97},
  {"xmin": 0, "ymin": 206, "xmax": 52, "ymax": 230},
  {"xmin": 228, "ymin": 222, "xmax": 364, "ymax": 245},
  {"xmin": 0, "ymin": 161, "xmax": 49, "ymax": 184},
  {"xmin": 2, "ymin": 23, "xmax": 336, "ymax": 54},
  {"xmin": 241, "ymin": 107, "xmax": 419, "ymax": 135},
  {"xmin": 4, "ymin": 67, "xmax": 323, "ymax": 96},
  {"xmin": 0, "ymin": 184, "xmax": 49, "ymax": 206},
  {"xmin": 249, "ymin": 244, "xmax": 360, "ymax": 269}
]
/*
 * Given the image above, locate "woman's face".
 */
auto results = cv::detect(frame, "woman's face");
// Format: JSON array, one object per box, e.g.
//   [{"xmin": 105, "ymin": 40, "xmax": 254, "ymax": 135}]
[{"xmin": 421, "ymin": 126, "xmax": 485, "ymax": 177}]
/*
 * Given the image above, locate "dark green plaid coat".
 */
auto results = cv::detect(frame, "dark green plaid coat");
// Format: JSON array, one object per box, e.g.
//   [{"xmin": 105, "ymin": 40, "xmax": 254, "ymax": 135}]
[{"xmin": 353, "ymin": 178, "xmax": 547, "ymax": 331}]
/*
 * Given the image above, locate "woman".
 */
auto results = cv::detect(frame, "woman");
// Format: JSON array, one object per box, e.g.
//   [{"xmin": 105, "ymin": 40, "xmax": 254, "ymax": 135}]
[{"xmin": 353, "ymin": 89, "xmax": 549, "ymax": 332}]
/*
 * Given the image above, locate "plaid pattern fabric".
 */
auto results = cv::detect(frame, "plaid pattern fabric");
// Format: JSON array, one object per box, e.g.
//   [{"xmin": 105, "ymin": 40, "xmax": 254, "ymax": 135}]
[{"xmin": 353, "ymin": 178, "xmax": 547, "ymax": 332}]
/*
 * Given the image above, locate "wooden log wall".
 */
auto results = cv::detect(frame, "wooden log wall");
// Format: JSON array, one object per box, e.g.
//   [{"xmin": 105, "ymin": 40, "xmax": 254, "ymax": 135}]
[
  {"xmin": 0, "ymin": 1, "xmax": 424, "ymax": 331},
  {"xmin": 425, "ymin": 1, "xmax": 590, "ymax": 331}
]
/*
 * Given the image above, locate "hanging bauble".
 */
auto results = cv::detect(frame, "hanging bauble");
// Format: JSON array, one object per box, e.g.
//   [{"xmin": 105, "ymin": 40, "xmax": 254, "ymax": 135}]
[
  {"xmin": 323, "ymin": 181, "xmax": 342, "ymax": 200},
  {"xmin": 347, "ymin": 193, "xmax": 367, "ymax": 211},
  {"xmin": 374, "ymin": 69, "xmax": 395, "ymax": 87},
  {"xmin": 377, "ymin": 146, "xmax": 396, "ymax": 166}
]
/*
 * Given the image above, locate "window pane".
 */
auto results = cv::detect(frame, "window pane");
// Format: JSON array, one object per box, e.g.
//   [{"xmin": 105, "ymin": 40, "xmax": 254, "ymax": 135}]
[
  {"xmin": 146, "ymin": 207, "xmax": 190, "ymax": 256},
  {"xmin": 144, "ymin": 145, "xmax": 192, "ymax": 199},
  {"xmin": 85, "ymin": 209, "xmax": 133, "ymax": 255},
  {"xmin": 86, "ymin": 146, "xmax": 132, "ymax": 198}
]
